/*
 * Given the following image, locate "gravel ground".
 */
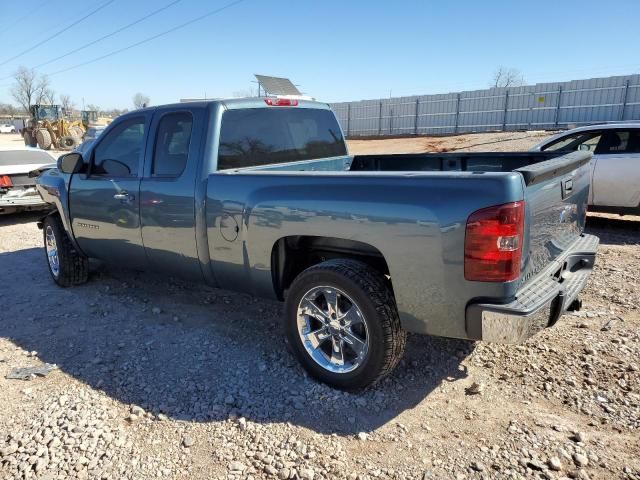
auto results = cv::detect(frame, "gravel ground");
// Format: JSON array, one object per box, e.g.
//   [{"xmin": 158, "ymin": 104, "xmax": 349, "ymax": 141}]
[{"xmin": 1, "ymin": 132, "xmax": 639, "ymax": 480}]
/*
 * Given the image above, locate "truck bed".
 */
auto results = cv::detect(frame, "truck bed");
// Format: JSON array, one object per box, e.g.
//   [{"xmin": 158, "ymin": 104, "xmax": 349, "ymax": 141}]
[
  {"xmin": 238, "ymin": 151, "xmax": 586, "ymax": 186},
  {"xmin": 208, "ymin": 150, "xmax": 592, "ymax": 338}
]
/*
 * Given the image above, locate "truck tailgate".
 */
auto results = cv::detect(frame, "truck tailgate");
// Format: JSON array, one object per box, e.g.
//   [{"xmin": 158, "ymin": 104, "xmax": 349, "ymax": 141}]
[{"xmin": 516, "ymin": 151, "xmax": 592, "ymax": 283}]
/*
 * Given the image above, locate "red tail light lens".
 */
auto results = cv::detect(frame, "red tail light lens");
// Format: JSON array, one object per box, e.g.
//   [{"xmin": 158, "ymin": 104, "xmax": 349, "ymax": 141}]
[
  {"xmin": 264, "ymin": 98, "xmax": 298, "ymax": 106},
  {"xmin": 464, "ymin": 201, "xmax": 524, "ymax": 282},
  {"xmin": 0, "ymin": 175, "xmax": 12, "ymax": 187}
]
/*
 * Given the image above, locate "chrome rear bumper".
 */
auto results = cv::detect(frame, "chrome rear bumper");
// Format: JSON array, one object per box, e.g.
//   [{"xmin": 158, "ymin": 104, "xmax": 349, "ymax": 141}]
[{"xmin": 466, "ymin": 233, "xmax": 599, "ymax": 344}]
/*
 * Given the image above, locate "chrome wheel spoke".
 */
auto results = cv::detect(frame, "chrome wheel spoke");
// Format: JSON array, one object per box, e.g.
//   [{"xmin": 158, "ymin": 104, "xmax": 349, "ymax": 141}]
[
  {"xmin": 300, "ymin": 297, "xmax": 329, "ymax": 324},
  {"xmin": 342, "ymin": 328, "xmax": 367, "ymax": 359},
  {"xmin": 330, "ymin": 336, "xmax": 345, "ymax": 366},
  {"xmin": 323, "ymin": 289, "xmax": 339, "ymax": 318},
  {"xmin": 340, "ymin": 304, "xmax": 364, "ymax": 327},
  {"xmin": 304, "ymin": 326, "xmax": 331, "ymax": 350}
]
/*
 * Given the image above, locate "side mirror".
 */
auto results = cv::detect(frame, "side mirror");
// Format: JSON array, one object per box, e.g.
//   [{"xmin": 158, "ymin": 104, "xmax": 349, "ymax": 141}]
[
  {"xmin": 578, "ymin": 144, "xmax": 590, "ymax": 151},
  {"xmin": 57, "ymin": 152, "xmax": 84, "ymax": 174}
]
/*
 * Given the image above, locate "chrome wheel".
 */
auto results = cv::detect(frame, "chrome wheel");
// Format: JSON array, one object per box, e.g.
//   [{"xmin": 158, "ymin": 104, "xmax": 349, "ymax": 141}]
[
  {"xmin": 45, "ymin": 225, "xmax": 60, "ymax": 278},
  {"xmin": 297, "ymin": 286, "xmax": 369, "ymax": 374}
]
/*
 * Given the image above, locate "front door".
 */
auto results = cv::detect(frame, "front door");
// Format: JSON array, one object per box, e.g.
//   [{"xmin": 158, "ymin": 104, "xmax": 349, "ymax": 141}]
[
  {"xmin": 592, "ymin": 129, "xmax": 640, "ymax": 207},
  {"xmin": 69, "ymin": 114, "xmax": 151, "ymax": 268}
]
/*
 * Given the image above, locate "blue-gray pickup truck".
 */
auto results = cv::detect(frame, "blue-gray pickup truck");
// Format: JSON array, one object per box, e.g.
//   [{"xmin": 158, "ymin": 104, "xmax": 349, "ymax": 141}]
[{"xmin": 35, "ymin": 98, "xmax": 599, "ymax": 390}]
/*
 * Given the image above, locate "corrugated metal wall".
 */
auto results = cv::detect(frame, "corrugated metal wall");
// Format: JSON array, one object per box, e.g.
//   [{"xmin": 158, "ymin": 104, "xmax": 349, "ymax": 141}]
[{"xmin": 330, "ymin": 74, "xmax": 640, "ymax": 137}]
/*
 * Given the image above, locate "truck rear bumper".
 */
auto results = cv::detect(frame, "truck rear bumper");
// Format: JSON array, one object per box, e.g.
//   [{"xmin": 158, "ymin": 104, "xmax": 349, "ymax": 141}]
[{"xmin": 466, "ymin": 233, "xmax": 599, "ymax": 344}]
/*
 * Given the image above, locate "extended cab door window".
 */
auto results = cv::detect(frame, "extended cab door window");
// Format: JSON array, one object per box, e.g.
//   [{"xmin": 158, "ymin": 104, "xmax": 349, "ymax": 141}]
[
  {"xmin": 152, "ymin": 112, "xmax": 193, "ymax": 177},
  {"xmin": 91, "ymin": 118, "xmax": 145, "ymax": 177}
]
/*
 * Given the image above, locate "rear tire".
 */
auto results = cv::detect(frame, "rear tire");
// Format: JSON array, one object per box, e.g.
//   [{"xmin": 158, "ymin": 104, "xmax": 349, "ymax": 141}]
[
  {"xmin": 284, "ymin": 259, "xmax": 406, "ymax": 391},
  {"xmin": 43, "ymin": 214, "xmax": 88, "ymax": 287}
]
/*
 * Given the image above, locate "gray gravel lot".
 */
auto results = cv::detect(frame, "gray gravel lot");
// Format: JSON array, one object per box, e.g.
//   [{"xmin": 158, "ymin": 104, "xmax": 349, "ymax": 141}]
[{"xmin": 0, "ymin": 132, "xmax": 639, "ymax": 479}]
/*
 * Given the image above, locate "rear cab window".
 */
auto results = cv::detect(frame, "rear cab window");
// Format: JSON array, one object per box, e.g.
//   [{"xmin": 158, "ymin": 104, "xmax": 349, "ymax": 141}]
[{"xmin": 217, "ymin": 107, "xmax": 347, "ymax": 170}]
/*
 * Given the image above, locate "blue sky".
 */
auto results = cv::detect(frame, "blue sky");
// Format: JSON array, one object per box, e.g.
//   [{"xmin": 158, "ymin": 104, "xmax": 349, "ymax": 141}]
[{"xmin": 0, "ymin": 0, "xmax": 638, "ymax": 109}]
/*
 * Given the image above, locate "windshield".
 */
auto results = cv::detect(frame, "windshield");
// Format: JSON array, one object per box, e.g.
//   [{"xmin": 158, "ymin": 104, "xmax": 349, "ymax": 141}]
[
  {"xmin": 217, "ymin": 107, "xmax": 346, "ymax": 170},
  {"xmin": 37, "ymin": 106, "xmax": 59, "ymax": 121}
]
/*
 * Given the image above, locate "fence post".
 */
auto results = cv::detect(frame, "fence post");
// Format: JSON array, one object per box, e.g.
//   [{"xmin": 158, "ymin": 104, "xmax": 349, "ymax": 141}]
[
  {"xmin": 346, "ymin": 104, "xmax": 351, "ymax": 137},
  {"xmin": 378, "ymin": 101, "xmax": 382, "ymax": 136},
  {"xmin": 502, "ymin": 90, "xmax": 509, "ymax": 131},
  {"xmin": 414, "ymin": 98, "xmax": 420, "ymax": 135},
  {"xmin": 554, "ymin": 86, "xmax": 563, "ymax": 127},
  {"xmin": 454, "ymin": 93, "xmax": 461, "ymax": 134},
  {"xmin": 620, "ymin": 79, "xmax": 630, "ymax": 121},
  {"xmin": 389, "ymin": 107, "xmax": 393, "ymax": 135}
]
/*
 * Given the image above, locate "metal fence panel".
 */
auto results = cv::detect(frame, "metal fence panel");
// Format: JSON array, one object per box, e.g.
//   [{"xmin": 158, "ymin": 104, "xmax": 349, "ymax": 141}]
[{"xmin": 330, "ymin": 74, "xmax": 640, "ymax": 137}]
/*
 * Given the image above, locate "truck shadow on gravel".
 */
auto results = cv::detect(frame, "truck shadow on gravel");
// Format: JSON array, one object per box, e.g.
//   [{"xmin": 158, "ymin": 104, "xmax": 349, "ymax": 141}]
[{"xmin": 1, "ymin": 246, "xmax": 472, "ymax": 436}]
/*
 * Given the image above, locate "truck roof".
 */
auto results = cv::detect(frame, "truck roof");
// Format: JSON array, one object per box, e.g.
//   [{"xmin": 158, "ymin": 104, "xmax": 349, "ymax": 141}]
[{"xmin": 133, "ymin": 97, "xmax": 331, "ymax": 113}]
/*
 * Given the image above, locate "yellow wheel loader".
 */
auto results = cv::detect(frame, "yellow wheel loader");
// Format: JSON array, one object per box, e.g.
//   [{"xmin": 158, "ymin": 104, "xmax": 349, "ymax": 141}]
[{"xmin": 23, "ymin": 105, "xmax": 85, "ymax": 151}]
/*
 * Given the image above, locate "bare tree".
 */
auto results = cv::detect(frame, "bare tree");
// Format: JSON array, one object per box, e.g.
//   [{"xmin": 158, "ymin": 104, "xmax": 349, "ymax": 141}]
[
  {"xmin": 60, "ymin": 94, "xmax": 74, "ymax": 112},
  {"xmin": 132, "ymin": 93, "xmax": 150, "ymax": 109},
  {"xmin": 86, "ymin": 104, "xmax": 100, "ymax": 114},
  {"xmin": 42, "ymin": 87, "xmax": 56, "ymax": 105},
  {"xmin": 492, "ymin": 66, "xmax": 526, "ymax": 88},
  {"xmin": 0, "ymin": 103, "xmax": 18, "ymax": 116},
  {"xmin": 10, "ymin": 67, "xmax": 50, "ymax": 112}
]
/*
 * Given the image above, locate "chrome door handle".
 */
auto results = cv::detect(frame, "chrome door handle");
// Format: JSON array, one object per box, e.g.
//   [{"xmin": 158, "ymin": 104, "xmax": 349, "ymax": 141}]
[{"xmin": 114, "ymin": 191, "xmax": 133, "ymax": 200}]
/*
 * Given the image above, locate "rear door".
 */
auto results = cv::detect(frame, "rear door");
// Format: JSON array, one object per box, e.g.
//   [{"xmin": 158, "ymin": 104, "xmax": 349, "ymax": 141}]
[
  {"xmin": 592, "ymin": 129, "xmax": 640, "ymax": 207},
  {"xmin": 69, "ymin": 113, "xmax": 151, "ymax": 267},
  {"xmin": 139, "ymin": 106, "xmax": 206, "ymax": 279}
]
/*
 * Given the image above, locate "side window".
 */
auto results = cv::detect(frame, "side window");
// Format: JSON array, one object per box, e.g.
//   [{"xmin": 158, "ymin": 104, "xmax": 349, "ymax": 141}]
[
  {"xmin": 595, "ymin": 131, "xmax": 629, "ymax": 154},
  {"xmin": 152, "ymin": 112, "xmax": 193, "ymax": 177},
  {"xmin": 542, "ymin": 132, "xmax": 601, "ymax": 152},
  {"xmin": 92, "ymin": 118, "xmax": 145, "ymax": 177},
  {"xmin": 626, "ymin": 130, "xmax": 640, "ymax": 153}
]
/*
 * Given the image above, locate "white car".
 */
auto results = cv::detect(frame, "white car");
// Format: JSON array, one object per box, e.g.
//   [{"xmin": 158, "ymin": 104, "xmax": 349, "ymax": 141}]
[
  {"xmin": 531, "ymin": 123, "xmax": 640, "ymax": 215},
  {"xmin": 0, "ymin": 149, "xmax": 55, "ymax": 214},
  {"xmin": 0, "ymin": 123, "xmax": 17, "ymax": 133}
]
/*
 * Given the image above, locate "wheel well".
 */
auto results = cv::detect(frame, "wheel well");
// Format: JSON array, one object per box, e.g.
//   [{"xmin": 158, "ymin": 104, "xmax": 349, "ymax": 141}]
[{"xmin": 271, "ymin": 236, "xmax": 392, "ymax": 300}]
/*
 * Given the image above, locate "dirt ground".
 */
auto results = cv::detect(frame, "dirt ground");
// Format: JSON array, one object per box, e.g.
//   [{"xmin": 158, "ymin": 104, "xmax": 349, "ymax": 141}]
[
  {"xmin": 0, "ymin": 131, "xmax": 639, "ymax": 480},
  {"xmin": 347, "ymin": 131, "xmax": 554, "ymax": 155}
]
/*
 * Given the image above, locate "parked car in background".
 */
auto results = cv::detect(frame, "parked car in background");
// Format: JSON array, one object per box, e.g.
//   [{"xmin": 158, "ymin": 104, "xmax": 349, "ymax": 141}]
[
  {"xmin": 36, "ymin": 98, "xmax": 598, "ymax": 390},
  {"xmin": 531, "ymin": 123, "xmax": 640, "ymax": 214},
  {"xmin": 0, "ymin": 123, "xmax": 17, "ymax": 134}
]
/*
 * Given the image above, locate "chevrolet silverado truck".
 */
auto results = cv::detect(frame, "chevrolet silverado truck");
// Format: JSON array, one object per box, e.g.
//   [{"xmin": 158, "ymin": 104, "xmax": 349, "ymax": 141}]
[{"xmin": 35, "ymin": 98, "xmax": 599, "ymax": 390}]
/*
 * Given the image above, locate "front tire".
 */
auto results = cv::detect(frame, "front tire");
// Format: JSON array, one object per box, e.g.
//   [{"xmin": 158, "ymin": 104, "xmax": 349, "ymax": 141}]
[
  {"xmin": 43, "ymin": 215, "xmax": 89, "ymax": 287},
  {"xmin": 284, "ymin": 259, "xmax": 406, "ymax": 391}
]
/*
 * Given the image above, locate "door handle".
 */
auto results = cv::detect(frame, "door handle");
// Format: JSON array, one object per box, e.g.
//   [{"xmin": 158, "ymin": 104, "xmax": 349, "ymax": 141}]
[{"xmin": 114, "ymin": 191, "xmax": 134, "ymax": 201}]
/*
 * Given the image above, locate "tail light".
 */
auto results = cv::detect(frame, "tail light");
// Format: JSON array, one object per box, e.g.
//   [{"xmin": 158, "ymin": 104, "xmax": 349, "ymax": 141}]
[
  {"xmin": 264, "ymin": 98, "xmax": 298, "ymax": 106},
  {"xmin": 0, "ymin": 175, "xmax": 12, "ymax": 187},
  {"xmin": 464, "ymin": 201, "xmax": 524, "ymax": 282}
]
